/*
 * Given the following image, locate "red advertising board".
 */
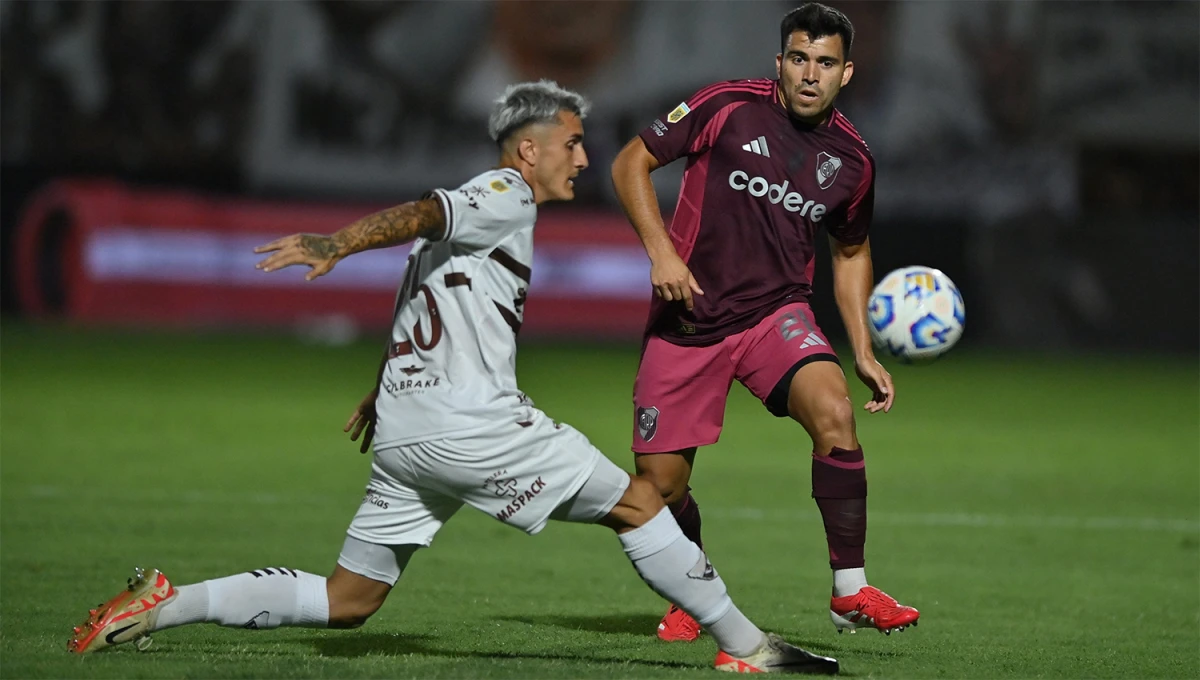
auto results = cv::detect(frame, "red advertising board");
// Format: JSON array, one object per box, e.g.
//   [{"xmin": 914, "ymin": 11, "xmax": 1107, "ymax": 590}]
[{"xmin": 15, "ymin": 180, "xmax": 654, "ymax": 338}]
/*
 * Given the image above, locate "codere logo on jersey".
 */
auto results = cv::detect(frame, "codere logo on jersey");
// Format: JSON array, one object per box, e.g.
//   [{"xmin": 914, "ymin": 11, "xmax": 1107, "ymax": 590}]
[{"xmin": 728, "ymin": 170, "xmax": 827, "ymax": 221}]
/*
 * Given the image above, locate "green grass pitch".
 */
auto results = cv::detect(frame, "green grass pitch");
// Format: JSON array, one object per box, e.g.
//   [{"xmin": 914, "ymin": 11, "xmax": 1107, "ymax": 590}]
[{"xmin": 1, "ymin": 323, "xmax": 1197, "ymax": 678}]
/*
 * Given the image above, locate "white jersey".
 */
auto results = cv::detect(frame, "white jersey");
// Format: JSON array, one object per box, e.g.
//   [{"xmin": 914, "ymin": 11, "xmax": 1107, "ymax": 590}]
[{"xmin": 373, "ymin": 168, "xmax": 538, "ymax": 448}]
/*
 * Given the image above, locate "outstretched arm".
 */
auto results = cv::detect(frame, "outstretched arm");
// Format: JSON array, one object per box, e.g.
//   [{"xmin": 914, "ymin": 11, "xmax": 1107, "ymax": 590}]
[
  {"xmin": 611, "ymin": 137, "xmax": 704, "ymax": 311},
  {"xmin": 254, "ymin": 198, "xmax": 446, "ymax": 280},
  {"xmin": 829, "ymin": 235, "xmax": 894, "ymax": 413}
]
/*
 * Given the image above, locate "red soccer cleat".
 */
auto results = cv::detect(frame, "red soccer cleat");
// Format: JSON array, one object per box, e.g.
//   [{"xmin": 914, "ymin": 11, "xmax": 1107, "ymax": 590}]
[
  {"xmin": 829, "ymin": 585, "xmax": 919, "ymax": 635},
  {"xmin": 656, "ymin": 604, "xmax": 701, "ymax": 642},
  {"xmin": 68, "ymin": 567, "xmax": 176, "ymax": 654}
]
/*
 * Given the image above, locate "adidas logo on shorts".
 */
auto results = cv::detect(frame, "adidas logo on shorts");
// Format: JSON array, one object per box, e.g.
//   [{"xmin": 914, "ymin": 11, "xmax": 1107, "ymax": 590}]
[{"xmin": 799, "ymin": 333, "xmax": 827, "ymax": 349}]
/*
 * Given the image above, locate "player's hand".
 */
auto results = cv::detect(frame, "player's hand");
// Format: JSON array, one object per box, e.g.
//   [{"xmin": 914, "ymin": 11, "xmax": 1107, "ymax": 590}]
[
  {"xmin": 254, "ymin": 234, "xmax": 343, "ymax": 281},
  {"xmin": 650, "ymin": 252, "xmax": 705, "ymax": 311},
  {"xmin": 344, "ymin": 388, "xmax": 379, "ymax": 454},
  {"xmin": 854, "ymin": 356, "xmax": 895, "ymax": 414}
]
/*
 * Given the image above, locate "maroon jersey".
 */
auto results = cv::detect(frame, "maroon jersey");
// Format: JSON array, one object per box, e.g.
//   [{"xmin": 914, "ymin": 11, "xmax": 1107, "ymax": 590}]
[{"xmin": 639, "ymin": 78, "xmax": 875, "ymax": 345}]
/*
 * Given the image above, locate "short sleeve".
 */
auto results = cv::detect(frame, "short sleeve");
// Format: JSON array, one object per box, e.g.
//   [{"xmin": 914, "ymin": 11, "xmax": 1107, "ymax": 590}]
[
  {"xmin": 424, "ymin": 171, "xmax": 535, "ymax": 250},
  {"xmin": 638, "ymin": 80, "xmax": 767, "ymax": 166},
  {"xmin": 828, "ymin": 151, "xmax": 875, "ymax": 246}
]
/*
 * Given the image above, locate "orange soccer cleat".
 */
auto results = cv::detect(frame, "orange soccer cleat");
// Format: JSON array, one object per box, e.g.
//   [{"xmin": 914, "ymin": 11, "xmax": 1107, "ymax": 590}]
[
  {"xmin": 829, "ymin": 585, "xmax": 919, "ymax": 635},
  {"xmin": 68, "ymin": 567, "xmax": 176, "ymax": 654}
]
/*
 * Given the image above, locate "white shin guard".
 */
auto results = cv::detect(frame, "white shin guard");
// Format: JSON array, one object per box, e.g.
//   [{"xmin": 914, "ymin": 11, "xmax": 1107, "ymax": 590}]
[{"xmin": 618, "ymin": 508, "xmax": 765, "ymax": 656}]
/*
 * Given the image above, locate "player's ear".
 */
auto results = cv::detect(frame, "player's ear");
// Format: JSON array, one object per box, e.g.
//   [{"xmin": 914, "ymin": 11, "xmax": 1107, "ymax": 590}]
[
  {"xmin": 517, "ymin": 137, "xmax": 538, "ymax": 166},
  {"xmin": 775, "ymin": 53, "xmax": 783, "ymax": 79},
  {"xmin": 841, "ymin": 61, "xmax": 854, "ymax": 87}
]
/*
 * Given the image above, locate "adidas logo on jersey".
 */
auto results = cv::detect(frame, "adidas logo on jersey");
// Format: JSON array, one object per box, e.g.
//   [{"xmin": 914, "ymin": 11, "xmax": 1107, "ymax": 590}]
[
  {"xmin": 742, "ymin": 136, "xmax": 770, "ymax": 157},
  {"xmin": 728, "ymin": 170, "xmax": 827, "ymax": 220}
]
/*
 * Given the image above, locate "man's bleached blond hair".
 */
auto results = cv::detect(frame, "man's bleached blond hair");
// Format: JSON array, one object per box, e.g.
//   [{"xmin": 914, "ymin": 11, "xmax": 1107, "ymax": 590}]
[{"xmin": 488, "ymin": 79, "xmax": 590, "ymax": 145}]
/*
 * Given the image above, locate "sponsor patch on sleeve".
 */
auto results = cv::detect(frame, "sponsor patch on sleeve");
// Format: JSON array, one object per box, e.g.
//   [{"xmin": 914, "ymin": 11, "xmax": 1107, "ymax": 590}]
[{"xmin": 667, "ymin": 102, "xmax": 691, "ymax": 124}]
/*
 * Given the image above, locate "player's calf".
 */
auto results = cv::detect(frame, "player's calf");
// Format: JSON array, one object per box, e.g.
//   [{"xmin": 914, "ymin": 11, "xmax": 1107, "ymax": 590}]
[
  {"xmin": 326, "ymin": 564, "xmax": 392, "ymax": 629},
  {"xmin": 633, "ymin": 450, "xmax": 708, "ymax": 642},
  {"xmin": 656, "ymin": 491, "xmax": 707, "ymax": 642},
  {"xmin": 613, "ymin": 508, "xmax": 838, "ymax": 673},
  {"xmin": 561, "ymin": 458, "xmax": 834, "ymax": 668},
  {"xmin": 600, "ymin": 475, "xmax": 785, "ymax": 663}
]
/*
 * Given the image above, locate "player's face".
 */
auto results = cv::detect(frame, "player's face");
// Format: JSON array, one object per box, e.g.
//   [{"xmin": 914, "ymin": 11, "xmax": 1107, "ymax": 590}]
[
  {"xmin": 533, "ymin": 110, "xmax": 588, "ymax": 203},
  {"xmin": 776, "ymin": 31, "xmax": 854, "ymax": 124}
]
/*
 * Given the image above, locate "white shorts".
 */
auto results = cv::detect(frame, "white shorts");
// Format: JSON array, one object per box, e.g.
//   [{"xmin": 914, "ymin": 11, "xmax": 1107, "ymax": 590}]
[{"xmin": 345, "ymin": 410, "xmax": 627, "ymax": 547}]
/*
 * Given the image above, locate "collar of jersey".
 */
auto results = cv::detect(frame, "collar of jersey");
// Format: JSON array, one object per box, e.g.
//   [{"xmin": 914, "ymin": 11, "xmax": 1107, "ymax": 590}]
[{"xmin": 496, "ymin": 167, "xmax": 533, "ymax": 192}]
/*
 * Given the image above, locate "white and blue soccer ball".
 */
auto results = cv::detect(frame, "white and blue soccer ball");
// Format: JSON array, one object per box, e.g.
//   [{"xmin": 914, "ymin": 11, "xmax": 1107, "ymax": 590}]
[{"xmin": 868, "ymin": 266, "xmax": 964, "ymax": 363}]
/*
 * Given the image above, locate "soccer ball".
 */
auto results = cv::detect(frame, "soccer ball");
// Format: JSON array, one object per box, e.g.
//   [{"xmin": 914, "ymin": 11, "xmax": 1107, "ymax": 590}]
[{"xmin": 868, "ymin": 266, "xmax": 964, "ymax": 363}]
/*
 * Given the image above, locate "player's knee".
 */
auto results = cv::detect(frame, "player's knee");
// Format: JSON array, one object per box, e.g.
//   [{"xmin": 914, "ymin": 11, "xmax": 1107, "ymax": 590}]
[
  {"xmin": 622, "ymin": 476, "xmax": 668, "ymax": 527},
  {"xmin": 634, "ymin": 461, "xmax": 689, "ymax": 504},
  {"xmin": 829, "ymin": 396, "xmax": 856, "ymax": 428},
  {"xmin": 810, "ymin": 397, "xmax": 856, "ymax": 452},
  {"xmin": 325, "ymin": 566, "xmax": 390, "ymax": 629},
  {"xmin": 641, "ymin": 471, "xmax": 687, "ymax": 504},
  {"xmin": 660, "ymin": 483, "xmax": 690, "ymax": 506}
]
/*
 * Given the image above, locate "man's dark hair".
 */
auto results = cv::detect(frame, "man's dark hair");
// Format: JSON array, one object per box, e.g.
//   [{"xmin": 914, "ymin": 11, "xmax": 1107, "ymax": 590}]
[{"xmin": 780, "ymin": 3, "xmax": 854, "ymax": 59}]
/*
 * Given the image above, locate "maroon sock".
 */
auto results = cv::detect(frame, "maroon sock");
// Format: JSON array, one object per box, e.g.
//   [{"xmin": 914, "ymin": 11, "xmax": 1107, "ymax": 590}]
[
  {"xmin": 812, "ymin": 446, "xmax": 867, "ymax": 570},
  {"xmin": 669, "ymin": 490, "xmax": 704, "ymax": 550}
]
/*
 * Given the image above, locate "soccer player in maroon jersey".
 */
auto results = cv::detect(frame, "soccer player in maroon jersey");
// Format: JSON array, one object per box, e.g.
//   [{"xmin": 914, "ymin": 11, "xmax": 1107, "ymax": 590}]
[{"xmin": 611, "ymin": 3, "xmax": 919, "ymax": 641}]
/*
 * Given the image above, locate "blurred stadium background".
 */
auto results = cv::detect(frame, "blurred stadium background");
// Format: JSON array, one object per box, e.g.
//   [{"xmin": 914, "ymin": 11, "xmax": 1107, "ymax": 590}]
[
  {"xmin": 2, "ymin": 0, "xmax": 1197, "ymax": 346},
  {"xmin": 1, "ymin": 1, "xmax": 1198, "ymax": 678}
]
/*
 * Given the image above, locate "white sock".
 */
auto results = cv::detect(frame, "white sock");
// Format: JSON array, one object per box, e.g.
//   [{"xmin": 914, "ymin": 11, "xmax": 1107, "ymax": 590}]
[
  {"xmin": 620, "ymin": 508, "xmax": 766, "ymax": 657},
  {"xmin": 154, "ymin": 568, "xmax": 328, "ymax": 631},
  {"xmin": 833, "ymin": 567, "xmax": 868, "ymax": 597},
  {"xmin": 153, "ymin": 583, "xmax": 209, "ymax": 630}
]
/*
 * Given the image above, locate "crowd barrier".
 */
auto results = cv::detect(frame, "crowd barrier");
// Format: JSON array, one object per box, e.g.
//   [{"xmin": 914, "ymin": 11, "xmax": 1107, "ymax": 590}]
[{"xmin": 14, "ymin": 180, "xmax": 653, "ymax": 337}]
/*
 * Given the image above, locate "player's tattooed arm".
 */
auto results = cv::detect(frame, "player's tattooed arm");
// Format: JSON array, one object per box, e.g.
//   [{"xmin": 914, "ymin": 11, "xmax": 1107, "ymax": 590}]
[
  {"xmin": 326, "ymin": 199, "xmax": 446, "ymax": 255},
  {"xmin": 253, "ymin": 199, "xmax": 446, "ymax": 281}
]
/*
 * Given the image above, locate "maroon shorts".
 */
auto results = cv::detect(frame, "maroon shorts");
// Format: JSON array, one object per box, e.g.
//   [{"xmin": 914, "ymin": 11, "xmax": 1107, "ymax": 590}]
[{"xmin": 632, "ymin": 302, "xmax": 838, "ymax": 453}]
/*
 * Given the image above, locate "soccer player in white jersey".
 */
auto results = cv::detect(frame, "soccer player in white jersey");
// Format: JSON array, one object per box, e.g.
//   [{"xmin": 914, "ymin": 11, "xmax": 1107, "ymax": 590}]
[{"xmin": 68, "ymin": 81, "xmax": 838, "ymax": 675}]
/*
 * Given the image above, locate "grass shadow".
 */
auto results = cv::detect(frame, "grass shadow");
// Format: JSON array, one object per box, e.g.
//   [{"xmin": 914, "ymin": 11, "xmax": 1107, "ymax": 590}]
[
  {"xmin": 492, "ymin": 615, "xmax": 866, "ymax": 675},
  {"xmin": 494, "ymin": 612, "xmax": 663, "ymax": 635},
  {"xmin": 312, "ymin": 632, "xmax": 435, "ymax": 658},
  {"xmin": 312, "ymin": 632, "xmax": 701, "ymax": 670},
  {"xmin": 772, "ymin": 630, "xmax": 911, "ymax": 660}
]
